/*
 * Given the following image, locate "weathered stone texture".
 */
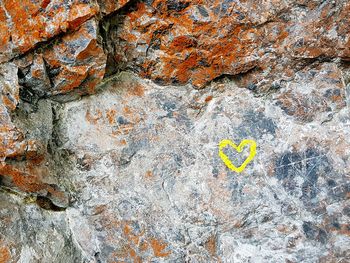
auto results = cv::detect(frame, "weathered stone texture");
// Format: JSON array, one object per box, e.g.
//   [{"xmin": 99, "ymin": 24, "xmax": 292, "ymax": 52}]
[
  {"xmin": 16, "ymin": 19, "xmax": 107, "ymax": 99},
  {"xmin": 0, "ymin": 63, "xmax": 21, "ymax": 163},
  {"xmin": 28, "ymin": 73, "xmax": 350, "ymax": 262},
  {"xmin": 0, "ymin": 0, "xmax": 132, "ymax": 211},
  {"xmin": 0, "ymin": 0, "xmax": 131, "ymax": 61},
  {"xmin": 107, "ymin": 0, "xmax": 350, "ymax": 90},
  {"xmin": 0, "ymin": 0, "xmax": 98, "ymax": 62},
  {"xmin": 0, "ymin": 0, "xmax": 349, "ymax": 262},
  {"xmin": 97, "ymin": 0, "xmax": 130, "ymax": 15}
]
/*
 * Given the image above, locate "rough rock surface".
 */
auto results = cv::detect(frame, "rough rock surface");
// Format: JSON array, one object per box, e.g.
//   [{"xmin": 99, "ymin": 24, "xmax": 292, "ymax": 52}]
[
  {"xmin": 0, "ymin": 0, "xmax": 349, "ymax": 262},
  {"xmin": 106, "ymin": 0, "xmax": 350, "ymax": 89}
]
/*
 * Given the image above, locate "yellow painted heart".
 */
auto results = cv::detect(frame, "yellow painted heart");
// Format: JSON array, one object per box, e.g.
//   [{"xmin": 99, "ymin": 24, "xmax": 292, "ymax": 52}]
[{"xmin": 219, "ymin": 139, "xmax": 257, "ymax": 173}]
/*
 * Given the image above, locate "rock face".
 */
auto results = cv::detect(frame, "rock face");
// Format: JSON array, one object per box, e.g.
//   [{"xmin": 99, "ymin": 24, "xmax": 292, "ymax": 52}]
[
  {"xmin": 16, "ymin": 19, "xmax": 107, "ymax": 99},
  {"xmin": 106, "ymin": 0, "xmax": 350, "ymax": 89},
  {"xmin": 0, "ymin": 0, "xmax": 98, "ymax": 62},
  {"xmin": 0, "ymin": 0, "xmax": 349, "ymax": 262}
]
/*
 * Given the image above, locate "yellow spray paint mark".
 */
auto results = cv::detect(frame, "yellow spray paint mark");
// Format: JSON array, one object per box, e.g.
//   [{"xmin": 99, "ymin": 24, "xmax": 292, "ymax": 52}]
[{"xmin": 219, "ymin": 139, "xmax": 257, "ymax": 173}]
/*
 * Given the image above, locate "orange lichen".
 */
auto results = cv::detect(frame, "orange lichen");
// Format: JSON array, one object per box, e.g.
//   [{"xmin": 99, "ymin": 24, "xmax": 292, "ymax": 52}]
[
  {"xmin": 106, "ymin": 109, "xmax": 117, "ymax": 125},
  {"xmin": 205, "ymin": 96, "xmax": 213, "ymax": 103},
  {"xmin": 128, "ymin": 247, "xmax": 141, "ymax": 263},
  {"xmin": 145, "ymin": 170, "xmax": 153, "ymax": 178},
  {"xmin": 0, "ymin": 9, "xmax": 11, "ymax": 60},
  {"xmin": 56, "ymin": 66, "xmax": 89, "ymax": 94},
  {"xmin": 119, "ymin": 139, "xmax": 127, "ymax": 145},
  {"xmin": 102, "ymin": 218, "xmax": 172, "ymax": 261},
  {"xmin": 1, "ymin": 95, "xmax": 16, "ymax": 112},
  {"xmin": 150, "ymin": 238, "xmax": 171, "ymax": 258},
  {"xmin": 129, "ymin": 84, "xmax": 145, "ymax": 97},
  {"xmin": 0, "ymin": 0, "xmax": 107, "ymax": 59},
  {"xmin": 276, "ymin": 30, "xmax": 289, "ymax": 42},
  {"xmin": 178, "ymin": 53, "xmax": 200, "ymax": 81},
  {"xmin": 9, "ymin": 17, "xmax": 107, "ymax": 96},
  {"xmin": 0, "ymin": 246, "xmax": 10, "ymax": 263},
  {"xmin": 40, "ymin": 0, "xmax": 51, "ymax": 9},
  {"xmin": 0, "ymin": 163, "xmax": 66, "ymax": 204},
  {"xmin": 67, "ymin": 4, "xmax": 97, "ymax": 29},
  {"xmin": 170, "ymin": 36, "xmax": 198, "ymax": 52},
  {"xmin": 86, "ymin": 109, "xmax": 103, "ymax": 125},
  {"xmin": 110, "ymin": 0, "xmax": 350, "ymax": 90},
  {"xmin": 205, "ymin": 235, "xmax": 218, "ymax": 258}
]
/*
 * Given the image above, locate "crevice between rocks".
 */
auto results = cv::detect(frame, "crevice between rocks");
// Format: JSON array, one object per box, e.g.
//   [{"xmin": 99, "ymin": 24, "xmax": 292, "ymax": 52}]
[{"xmin": 99, "ymin": 0, "xmax": 142, "ymax": 78}]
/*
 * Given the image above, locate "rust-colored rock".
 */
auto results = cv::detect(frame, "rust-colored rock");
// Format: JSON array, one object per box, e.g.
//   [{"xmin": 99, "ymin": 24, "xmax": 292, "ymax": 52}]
[
  {"xmin": 0, "ymin": 0, "xmax": 137, "ymax": 206},
  {"xmin": 109, "ymin": 0, "xmax": 350, "ymax": 89},
  {"xmin": 0, "ymin": 18, "xmax": 106, "ymax": 205},
  {"xmin": 0, "ymin": 62, "xmax": 68, "ymax": 207},
  {"xmin": 0, "ymin": 0, "xmax": 99, "ymax": 62},
  {"xmin": 0, "ymin": 63, "xmax": 23, "ymax": 164},
  {"xmin": 0, "ymin": 0, "xmax": 131, "ymax": 63},
  {"xmin": 0, "ymin": 1, "xmax": 349, "ymax": 261},
  {"xmin": 0, "ymin": 163, "xmax": 69, "ymax": 207},
  {"xmin": 17, "ymin": 19, "xmax": 107, "ymax": 98}
]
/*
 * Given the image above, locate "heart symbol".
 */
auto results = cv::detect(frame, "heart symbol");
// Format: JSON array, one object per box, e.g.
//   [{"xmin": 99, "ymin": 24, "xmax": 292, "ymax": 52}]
[{"xmin": 219, "ymin": 139, "xmax": 257, "ymax": 173}]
